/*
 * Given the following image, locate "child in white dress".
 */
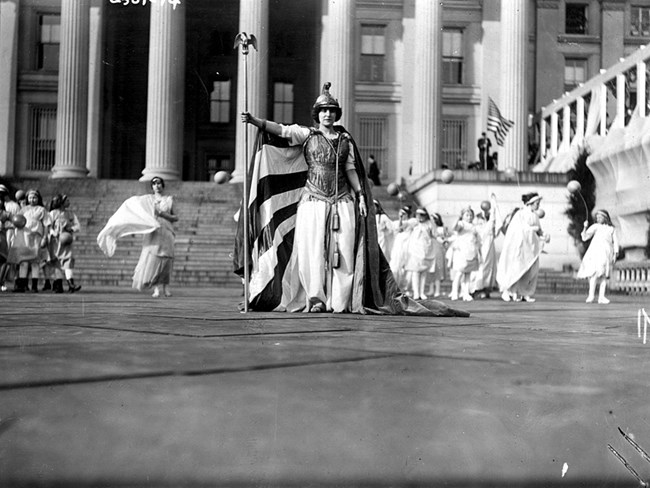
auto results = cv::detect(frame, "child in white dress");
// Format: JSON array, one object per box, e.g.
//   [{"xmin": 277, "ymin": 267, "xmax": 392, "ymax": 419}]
[
  {"xmin": 447, "ymin": 207, "xmax": 481, "ymax": 301},
  {"xmin": 404, "ymin": 208, "xmax": 434, "ymax": 300},
  {"xmin": 426, "ymin": 212, "xmax": 447, "ymax": 298},
  {"xmin": 577, "ymin": 209, "xmax": 619, "ymax": 304}
]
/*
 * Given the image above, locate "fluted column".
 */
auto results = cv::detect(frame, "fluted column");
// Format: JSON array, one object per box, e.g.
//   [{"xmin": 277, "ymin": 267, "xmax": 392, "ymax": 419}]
[
  {"xmin": 232, "ymin": 0, "xmax": 269, "ymax": 183},
  {"xmin": 52, "ymin": 0, "xmax": 90, "ymax": 179},
  {"xmin": 319, "ymin": 0, "xmax": 355, "ymax": 130},
  {"xmin": 499, "ymin": 0, "xmax": 528, "ymax": 171},
  {"xmin": 412, "ymin": 0, "xmax": 442, "ymax": 176},
  {"xmin": 87, "ymin": 0, "xmax": 103, "ymax": 178},
  {"xmin": 0, "ymin": 0, "xmax": 19, "ymax": 177},
  {"xmin": 140, "ymin": 1, "xmax": 185, "ymax": 182}
]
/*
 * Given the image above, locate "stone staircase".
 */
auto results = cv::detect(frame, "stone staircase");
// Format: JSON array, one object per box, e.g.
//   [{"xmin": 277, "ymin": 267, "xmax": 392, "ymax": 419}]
[
  {"xmin": 2, "ymin": 178, "xmax": 593, "ymax": 294},
  {"xmin": 6, "ymin": 178, "xmax": 243, "ymax": 288}
]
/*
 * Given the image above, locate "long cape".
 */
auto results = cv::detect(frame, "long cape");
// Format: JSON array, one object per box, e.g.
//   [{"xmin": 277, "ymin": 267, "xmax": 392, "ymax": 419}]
[{"xmin": 233, "ymin": 128, "xmax": 468, "ymax": 317}]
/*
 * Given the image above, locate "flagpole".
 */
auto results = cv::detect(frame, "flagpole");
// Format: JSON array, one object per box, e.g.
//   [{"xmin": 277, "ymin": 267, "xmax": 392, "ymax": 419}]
[{"xmin": 235, "ymin": 32, "xmax": 257, "ymax": 313}]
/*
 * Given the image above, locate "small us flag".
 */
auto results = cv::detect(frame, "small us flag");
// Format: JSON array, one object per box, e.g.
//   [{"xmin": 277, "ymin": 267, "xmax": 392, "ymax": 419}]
[{"xmin": 487, "ymin": 97, "xmax": 514, "ymax": 146}]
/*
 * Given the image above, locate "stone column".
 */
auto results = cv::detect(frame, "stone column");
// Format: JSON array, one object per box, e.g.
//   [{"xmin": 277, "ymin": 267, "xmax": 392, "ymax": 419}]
[
  {"xmin": 140, "ymin": 0, "xmax": 185, "ymax": 182},
  {"xmin": 232, "ymin": 0, "xmax": 269, "ymax": 183},
  {"xmin": 87, "ymin": 0, "xmax": 103, "ymax": 178},
  {"xmin": 412, "ymin": 0, "xmax": 442, "ymax": 176},
  {"xmin": 319, "ymin": 0, "xmax": 355, "ymax": 130},
  {"xmin": 52, "ymin": 0, "xmax": 90, "ymax": 179},
  {"xmin": 0, "ymin": 0, "xmax": 19, "ymax": 177},
  {"xmin": 499, "ymin": 0, "xmax": 528, "ymax": 171}
]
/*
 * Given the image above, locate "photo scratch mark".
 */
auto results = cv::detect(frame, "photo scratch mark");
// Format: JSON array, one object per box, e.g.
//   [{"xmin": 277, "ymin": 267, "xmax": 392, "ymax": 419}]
[
  {"xmin": 561, "ymin": 462, "xmax": 568, "ymax": 477},
  {"xmin": 637, "ymin": 309, "xmax": 649, "ymax": 344},
  {"xmin": 608, "ymin": 444, "xmax": 647, "ymax": 486}
]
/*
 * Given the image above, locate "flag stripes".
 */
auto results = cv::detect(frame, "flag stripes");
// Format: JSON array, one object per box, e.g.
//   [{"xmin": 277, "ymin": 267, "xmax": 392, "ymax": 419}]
[{"xmin": 487, "ymin": 97, "xmax": 514, "ymax": 146}]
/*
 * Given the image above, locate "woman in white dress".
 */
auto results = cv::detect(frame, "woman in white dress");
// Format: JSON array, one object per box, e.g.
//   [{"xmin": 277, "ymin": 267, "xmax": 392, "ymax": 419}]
[
  {"xmin": 576, "ymin": 209, "xmax": 619, "ymax": 304},
  {"xmin": 132, "ymin": 176, "xmax": 178, "ymax": 297},
  {"xmin": 496, "ymin": 192, "xmax": 550, "ymax": 302}
]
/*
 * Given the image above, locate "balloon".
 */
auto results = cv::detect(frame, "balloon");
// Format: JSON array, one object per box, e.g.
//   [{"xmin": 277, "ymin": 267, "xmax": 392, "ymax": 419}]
[
  {"xmin": 15, "ymin": 190, "xmax": 25, "ymax": 201},
  {"xmin": 480, "ymin": 200, "xmax": 491, "ymax": 212},
  {"xmin": 60, "ymin": 232, "xmax": 73, "ymax": 246},
  {"xmin": 567, "ymin": 180, "xmax": 582, "ymax": 194},
  {"xmin": 213, "ymin": 171, "xmax": 231, "ymax": 184},
  {"xmin": 440, "ymin": 169, "xmax": 454, "ymax": 184},
  {"xmin": 386, "ymin": 183, "xmax": 399, "ymax": 196},
  {"xmin": 536, "ymin": 208, "xmax": 545, "ymax": 219},
  {"xmin": 12, "ymin": 214, "xmax": 26, "ymax": 229},
  {"xmin": 504, "ymin": 167, "xmax": 516, "ymax": 180}
]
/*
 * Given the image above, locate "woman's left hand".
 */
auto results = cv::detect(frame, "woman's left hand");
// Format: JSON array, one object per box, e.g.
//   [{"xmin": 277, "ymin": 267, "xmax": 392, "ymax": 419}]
[{"xmin": 359, "ymin": 196, "xmax": 367, "ymax": 217}]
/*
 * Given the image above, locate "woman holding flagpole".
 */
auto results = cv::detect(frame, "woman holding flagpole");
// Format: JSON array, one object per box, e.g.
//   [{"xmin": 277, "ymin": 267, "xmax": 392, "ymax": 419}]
[{"xmin": 238, "ymin": 83, "xmax": 468, "ymax": 317}]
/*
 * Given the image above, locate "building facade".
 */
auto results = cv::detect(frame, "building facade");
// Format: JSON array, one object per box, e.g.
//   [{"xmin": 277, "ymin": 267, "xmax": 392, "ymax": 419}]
[{"xmin": 1, "ymin": 0, "xmax": 649, "ymax": 184}]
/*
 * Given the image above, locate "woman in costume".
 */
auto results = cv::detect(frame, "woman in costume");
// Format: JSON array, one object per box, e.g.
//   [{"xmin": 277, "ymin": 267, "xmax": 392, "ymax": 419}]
[
  {"xmin": 97, "ymin": 176, "xmax": 177, "ymax": 298},
  {"xmin": 242, "ymin": 83, "xmax": 367, "ymax": 313},
  {"xmin": 132, "ymin": 177, "xmax": 177, "ymax": 297},
  {"xmin": 496, "ymin": 192, "xmax": 550, "ymax": 302},
  {"xmin": 238, "ymin": 83, "xmax": 468, "ymax": 317},
  {"xmin": 576, "ymin": 209, "xmax": 618, "ymax": 304}
]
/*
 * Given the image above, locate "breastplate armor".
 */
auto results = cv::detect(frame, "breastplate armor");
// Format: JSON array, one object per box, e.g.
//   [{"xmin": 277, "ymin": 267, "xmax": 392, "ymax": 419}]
[{"xmin": 303, "ymin": 132, "xmax": 350, "ymax": 200}]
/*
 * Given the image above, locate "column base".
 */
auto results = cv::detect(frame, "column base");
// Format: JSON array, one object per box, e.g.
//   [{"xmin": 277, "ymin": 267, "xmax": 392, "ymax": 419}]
[
  {"xmin": 51, "ymin": 165, "xmax": 89, "ymax": 179},
  {"xmin": 140, "ymin": 168, "xmax": 180, "ymax": 182}
]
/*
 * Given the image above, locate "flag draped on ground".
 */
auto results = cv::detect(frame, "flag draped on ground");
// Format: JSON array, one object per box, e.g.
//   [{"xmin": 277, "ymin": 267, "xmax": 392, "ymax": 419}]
[
  {"xmin": 232, "ymin": 129, "xmax": 469, "ymax": 317},
  {"xmin": 487, "ymin": 97, "xmax": 514, "ymax": 146}
]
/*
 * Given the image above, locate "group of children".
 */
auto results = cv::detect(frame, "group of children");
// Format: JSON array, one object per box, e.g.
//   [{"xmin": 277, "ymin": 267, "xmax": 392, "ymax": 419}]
[
  {"xmin": 379, "ymin": 199, "xmax": 497, "ymax": 302},
  {"xmin": 0, "ymin": 184, "xmax": 81, "ymax": 294},
  {"xmin": 375, "ymin": 195, "xmax": 619, "ymax": 304}
]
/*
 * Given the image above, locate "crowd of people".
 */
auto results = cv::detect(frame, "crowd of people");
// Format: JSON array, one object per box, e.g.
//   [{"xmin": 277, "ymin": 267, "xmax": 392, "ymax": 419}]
[
  {"xmin": 377, "ymin": 190, "xmax": 616, "ymax": 304},
  {"xmin": 0, "ymin": 184, "xmax": 82, "ymax": 294}
]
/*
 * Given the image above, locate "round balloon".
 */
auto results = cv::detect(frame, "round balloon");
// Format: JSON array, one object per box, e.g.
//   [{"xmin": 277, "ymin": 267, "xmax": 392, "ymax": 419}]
[
  {"xmin": 567, "ymin": 180, "xmax": 582, "ymax": 194},
  {"xmin": 60, "ymin": 232, "xmax": 73, "ymax": 246},
  {"xmin": 12, "ymin": 214, "xmax": 26, "ymax": 229},
  {"xmin": 386, "ymin": 183, "xmax": 399, "ymax": 196},
  {"xmin": 480, "ymin": 200, "xmax": 491, "ymax": 212},
  {"xmin": 213, "ymin": 171, "xmax": 231, "ymax": 184},
  {"xmin": 15, "ymin": 190, "xmax": 25, "ymax": 201},
  {"xmin": 504, "ymin": 167, "xmax": 516, "ymax": 180},
  {"xmin": 536, "ymin": 208, "xmax": 546, "ymax": 219},
  {"xmin": 440, "ymin": 169, "xmax": 454, "ymax": 184}
]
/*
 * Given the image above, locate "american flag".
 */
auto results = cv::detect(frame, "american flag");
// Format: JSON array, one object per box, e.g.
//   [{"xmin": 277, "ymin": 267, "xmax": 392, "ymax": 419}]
[{"xmin": 487, "ymin": 97, "xmax": 514, "ymax": 146}]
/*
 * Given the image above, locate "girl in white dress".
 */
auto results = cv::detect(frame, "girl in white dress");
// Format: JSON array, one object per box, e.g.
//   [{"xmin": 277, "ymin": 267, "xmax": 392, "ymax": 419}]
[
  {"xmin": 404, "ymin": 208, "xmax": 434, "ymax": 300},
  {"xmin": 447, "ymin": 207, "xmax": 481, "ymax": 301},
  {"xmin": 426, "ymin": 212, "xmax": 447, "ymax": 298},
  {"xmin": 577, "ymin": 209, "xmax": 619, "ymax": 304},
  {"xmin": 374, "ymin": 199, "xmax": 394, "ymax": 260},
  {"xmin": 390, "ymin": 206, "xmax": 417, "ymax": 291}
]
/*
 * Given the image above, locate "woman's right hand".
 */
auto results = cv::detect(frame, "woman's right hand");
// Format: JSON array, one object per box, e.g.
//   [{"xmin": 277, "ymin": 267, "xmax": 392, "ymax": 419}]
[{"xmin": 241, "ymin": 112, "xmax": 254, "ymax": 125}]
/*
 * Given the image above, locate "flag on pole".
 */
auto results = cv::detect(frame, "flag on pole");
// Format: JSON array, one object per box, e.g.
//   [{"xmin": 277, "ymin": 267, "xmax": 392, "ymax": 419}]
[{"xmin": 487, "ymin": 97, "xmax": 514, "ymax": 146}]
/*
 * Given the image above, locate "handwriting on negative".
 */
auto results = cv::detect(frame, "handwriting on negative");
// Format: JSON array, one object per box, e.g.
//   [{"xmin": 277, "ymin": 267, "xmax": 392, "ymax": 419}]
[{"xmin": 110, "ymin": 0, "xmax": 181, "ymax": 10}]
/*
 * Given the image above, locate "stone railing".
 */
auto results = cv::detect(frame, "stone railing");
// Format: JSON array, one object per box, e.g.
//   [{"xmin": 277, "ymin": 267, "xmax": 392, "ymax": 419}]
[{"xmin": 611, "ymin": 261, "xmax": 650, "ymax": 295}]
